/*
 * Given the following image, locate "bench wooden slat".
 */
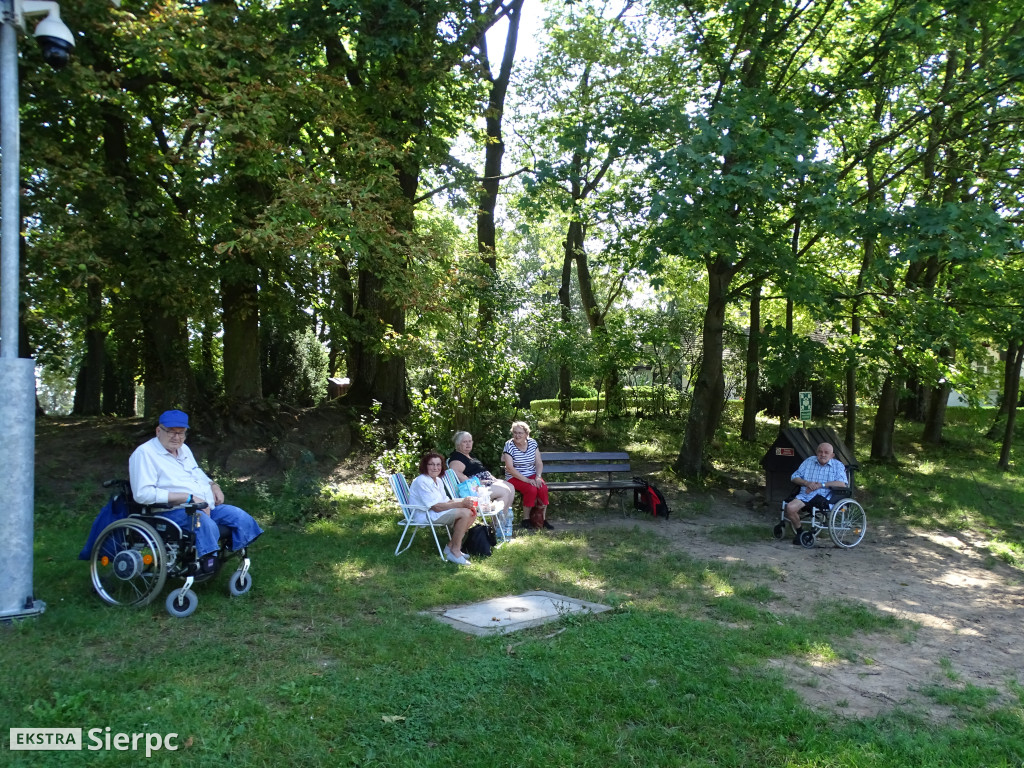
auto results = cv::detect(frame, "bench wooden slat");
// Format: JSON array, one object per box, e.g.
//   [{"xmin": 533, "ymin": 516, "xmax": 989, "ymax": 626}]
[
  {"xmin": 542, "ymin": 463, "xmax": 633, "ymax": 474},
  {"xmin": 542, "ymin": 451, "xmax": 630, "ymax": 461},
  {"xmin": 547, "ymin": 480, "xmax": 644, "ymax": 491}
]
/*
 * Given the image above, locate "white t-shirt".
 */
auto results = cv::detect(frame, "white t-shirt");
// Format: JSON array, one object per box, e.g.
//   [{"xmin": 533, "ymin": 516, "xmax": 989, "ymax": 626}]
[{"xmin": 408, "ymin": 474, "xmax": 447, "ymax": 524}]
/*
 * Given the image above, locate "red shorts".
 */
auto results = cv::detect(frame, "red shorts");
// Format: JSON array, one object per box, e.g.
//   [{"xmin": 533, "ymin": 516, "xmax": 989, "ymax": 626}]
[{"xmin": 509, "ymin": 476, "xmax": 549, "ymax": 507}]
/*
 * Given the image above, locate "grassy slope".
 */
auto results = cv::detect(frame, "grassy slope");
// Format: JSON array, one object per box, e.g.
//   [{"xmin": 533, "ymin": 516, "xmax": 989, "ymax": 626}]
[{"xmin": 2, "ymin": 406, "xmax": 1022, "ymax": 767}]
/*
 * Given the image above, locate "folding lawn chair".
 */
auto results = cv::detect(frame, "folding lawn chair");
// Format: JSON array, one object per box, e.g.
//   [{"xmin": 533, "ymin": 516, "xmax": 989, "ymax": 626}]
[{"xmin": 389, "ymin": 473, "xmax": 451, "ymax": 560}]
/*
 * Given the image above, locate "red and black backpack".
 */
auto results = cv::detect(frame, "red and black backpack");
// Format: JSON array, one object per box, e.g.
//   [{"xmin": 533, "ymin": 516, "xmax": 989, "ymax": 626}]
[{"xmin": 633, "ymin": 478, "xmax": 670, "ymax": 518}]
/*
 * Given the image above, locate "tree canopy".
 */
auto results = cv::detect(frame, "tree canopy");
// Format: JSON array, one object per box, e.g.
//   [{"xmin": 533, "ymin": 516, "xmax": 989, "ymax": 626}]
[{"xmin": 12, "ymin": 0, "xmax": 1024, "ymax": 471}]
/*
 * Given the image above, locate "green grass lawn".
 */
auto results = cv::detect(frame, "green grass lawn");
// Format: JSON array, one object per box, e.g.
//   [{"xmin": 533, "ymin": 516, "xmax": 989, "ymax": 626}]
[{"xmin": 3, "ymin": 408, "xmax": 1023, "ymax": 766}]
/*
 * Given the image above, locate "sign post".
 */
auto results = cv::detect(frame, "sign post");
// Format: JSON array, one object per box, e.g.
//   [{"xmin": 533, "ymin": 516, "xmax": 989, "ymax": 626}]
[{"xmin": 799, "ymin": 391, "xmax": 812, "ymax": 422}]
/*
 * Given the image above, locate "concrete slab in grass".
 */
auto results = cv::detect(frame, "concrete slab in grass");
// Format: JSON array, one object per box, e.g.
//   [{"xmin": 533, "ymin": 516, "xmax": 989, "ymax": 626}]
[{"xmin": 428, "ymin": 591, "xmax": 612, "ymax": 636}]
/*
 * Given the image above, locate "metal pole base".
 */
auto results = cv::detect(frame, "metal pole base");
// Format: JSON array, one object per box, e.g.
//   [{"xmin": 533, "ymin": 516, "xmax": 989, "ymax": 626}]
[{"xmin": 0, "ymin": 597, "xmax": 46, "ymax": 623}]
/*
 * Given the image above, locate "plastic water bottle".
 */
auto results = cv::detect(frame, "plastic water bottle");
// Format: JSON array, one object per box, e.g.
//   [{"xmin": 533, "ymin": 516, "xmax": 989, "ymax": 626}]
[{"xmin": 498, "ymin": 501, "xmax": 513, "ymax": 542}]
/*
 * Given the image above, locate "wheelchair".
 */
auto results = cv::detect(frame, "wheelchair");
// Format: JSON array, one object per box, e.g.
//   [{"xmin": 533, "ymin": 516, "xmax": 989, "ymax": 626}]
[
  {"xmin": 773, "ymin": 488, "xmax": 867, "ymax": 549},
  {"xmin": 88, "ymin": 479, "xmax": 253, "ymax": 618}
]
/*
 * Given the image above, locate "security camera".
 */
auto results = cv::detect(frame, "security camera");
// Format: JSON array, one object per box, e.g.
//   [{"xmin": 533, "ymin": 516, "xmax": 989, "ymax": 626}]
[
  {"xmin": 33, "ymin": 11, "xmax": 75, "ymax": 69},
  {"xmin": 16, "ymin": 2, "xmax": 77, "ymax": 69}
]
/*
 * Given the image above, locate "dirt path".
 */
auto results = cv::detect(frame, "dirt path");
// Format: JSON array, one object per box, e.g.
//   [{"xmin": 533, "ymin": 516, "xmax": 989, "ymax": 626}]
[{"xmin": 567, "ymin": 497, "xmax": 1024, "ymax": 720}]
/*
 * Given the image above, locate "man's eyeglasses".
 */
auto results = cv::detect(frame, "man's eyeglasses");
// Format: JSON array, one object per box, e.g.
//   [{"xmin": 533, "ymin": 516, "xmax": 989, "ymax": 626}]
[{"xmin": 159, "ymin": 426, "xmax": 187, "ymax": 437}]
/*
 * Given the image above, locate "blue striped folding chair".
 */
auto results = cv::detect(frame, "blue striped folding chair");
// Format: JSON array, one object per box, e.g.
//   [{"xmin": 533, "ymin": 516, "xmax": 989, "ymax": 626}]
[
  {"xmin": 389, "ymin": 473, "xmax": 450, "ymax": 560},
  {"xmin": 442, "ymin": 469, "xmax": 504, "ymax": 532}
]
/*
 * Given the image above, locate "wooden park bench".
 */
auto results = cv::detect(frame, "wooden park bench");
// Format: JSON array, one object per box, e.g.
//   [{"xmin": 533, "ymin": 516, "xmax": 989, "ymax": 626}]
[{"xmin": 541, "ymin": 451, "xmax": 646, "ymax": 516}]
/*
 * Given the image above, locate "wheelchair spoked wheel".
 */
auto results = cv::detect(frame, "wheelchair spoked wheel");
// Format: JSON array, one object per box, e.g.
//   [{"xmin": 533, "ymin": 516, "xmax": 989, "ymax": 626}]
[
  {"xmin": 829, "ymin": 498, "xmax": 867, "ymax": 548},
  {"xmin": 90, "ymin": 519, "xmax": 168, "ymax": 607}
]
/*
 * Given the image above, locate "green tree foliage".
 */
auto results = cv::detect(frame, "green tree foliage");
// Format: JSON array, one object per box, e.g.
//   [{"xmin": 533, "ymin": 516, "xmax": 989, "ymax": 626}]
[{"xmin": 13, "ymin": 0, "xmax": 1024, "ymax": 478}]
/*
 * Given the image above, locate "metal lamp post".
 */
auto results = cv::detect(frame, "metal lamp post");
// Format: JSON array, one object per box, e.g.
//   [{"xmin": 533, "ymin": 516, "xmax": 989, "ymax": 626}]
[{"xmin": 0, "ymin": 0, "xmax": 79, "ymax": 621}]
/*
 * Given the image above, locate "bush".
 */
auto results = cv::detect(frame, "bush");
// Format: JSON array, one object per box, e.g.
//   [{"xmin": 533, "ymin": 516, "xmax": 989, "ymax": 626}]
[
  {"xmin": 530, "ymin": 386, "xmax": 688, "ymax": 418},
  {"xmin": 530, "ymin": 397, "xmax": 603, "ymax": 416},
  {"xmin": 571, "ymin": 382, "xmax": 599, "ymax": 399}
]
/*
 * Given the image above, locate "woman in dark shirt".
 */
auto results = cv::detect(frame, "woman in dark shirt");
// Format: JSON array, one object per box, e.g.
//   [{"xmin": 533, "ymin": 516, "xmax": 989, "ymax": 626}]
[{"xmin": 448, "ymin": 431, "xmax": 515, "ymax": 514}]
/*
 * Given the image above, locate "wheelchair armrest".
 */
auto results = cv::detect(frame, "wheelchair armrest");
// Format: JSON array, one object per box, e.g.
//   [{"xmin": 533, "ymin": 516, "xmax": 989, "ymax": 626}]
[
  {"xmin": 138, "ymin": 501, "xmax": 209, "ymax": 513},
  {"xmin": 830, "ymin": 487, "xmax": 852, "ymax": 500}
]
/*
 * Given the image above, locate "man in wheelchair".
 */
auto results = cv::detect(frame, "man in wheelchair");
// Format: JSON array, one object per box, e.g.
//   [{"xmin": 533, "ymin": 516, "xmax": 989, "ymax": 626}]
[
  {"xmin": 784, "ymin": 441, "xmax": 848, "ymax": 545},
  {"xmin": 129, "ymin": 409, "xmax": 263, "ymax": 573}
]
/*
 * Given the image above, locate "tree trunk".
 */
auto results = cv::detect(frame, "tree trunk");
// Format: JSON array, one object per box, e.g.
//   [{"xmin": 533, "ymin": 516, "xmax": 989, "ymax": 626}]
[
  {"xmin": 557, "ymin": 229, "xmax": 575, "ymax": 422},
  {"xmin": 572, "ymin": 221, "xmax": 622, "ymax": 417},
  {"xmin": 741, "ymin": 281, "xmax": 761, "ymax": 441},
  {"xmin": 922, "ymin": 377, "xmax": 952, "ymax": 445},
  {"xmin": 72, "ymin": 281, "xmax": 105, "ymax": 416},
  {"xmin": 870, "ymin": 375, "xmax": 899, "ymax": 462},
  {"xmin": 780, "ymin": 297, "xmax": 794, "ymax": 430},
  {"xmin": 998, "ymin": 341, "xmax": 1023, "ymax": 470},
  {"xmin": 102, "ymin": 339, "xmax": 136, "ymax": 416},
  {"xmin": 675, "ymin": 263, "xmax": 729, "ymax": 478},
  {"xmin": 346, "ymin": 168, "xmax": 416, "ymax": 415},
  {"xmin": 221, "ymin": 270, "xmax": 263, "ymax": 402},
  {"xmin": 846, "ymin": 237, "xmax": 871, "ymax": 449},
  {"xmin": 140, "ymin": 308, "xmax": 194, "ymax": 417},
  {"xmin": 475, "ymin": 0, "xmax": 523, "ymax": 327},
  {"xmin": 332, "ymin": 258, "xmax": 355, "ymax": 379},
  {"xmin": 987, "ymin": 339, "xmax": 1019, "ymax": 440},
  {"xmin": 345, "ymin": 266, "xmax": 409, "ymax": 414}
]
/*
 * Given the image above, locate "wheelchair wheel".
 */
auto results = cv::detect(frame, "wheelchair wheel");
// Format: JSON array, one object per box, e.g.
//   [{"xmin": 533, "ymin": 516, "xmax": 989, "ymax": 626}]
[
  {"xmin": 90, "ymin": 518, "xmax": 168, "ymax": 607},
  {"xmin": 829, "ymin": 499, "xmax": 867, "ymax": 548},
  {"xmin": 798, "ymin": 529, "xmax": 816, "ymax": 548},
  {"xmin": 772, "ymin": 523, "xmax": 786, "ymax": 540},
  {"xmin": 166, "ymin": 589, "xmax": 198, "ymax": 618},
  {"xmin": 228, "ymin": 570, "xmax": 252, "ymax": 596}
]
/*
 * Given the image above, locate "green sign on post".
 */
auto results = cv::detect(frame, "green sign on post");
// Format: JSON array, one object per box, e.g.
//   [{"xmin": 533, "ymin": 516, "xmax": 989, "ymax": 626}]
[{"xmin": 799, "ymin": 391, "xmax": 812, "ymax": 421}]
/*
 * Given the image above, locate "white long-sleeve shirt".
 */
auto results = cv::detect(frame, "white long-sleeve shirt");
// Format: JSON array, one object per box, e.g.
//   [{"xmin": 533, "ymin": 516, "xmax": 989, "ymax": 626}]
[{"xmin": 129, "ymin": 436, "xmax": 215, "ymax": 508}]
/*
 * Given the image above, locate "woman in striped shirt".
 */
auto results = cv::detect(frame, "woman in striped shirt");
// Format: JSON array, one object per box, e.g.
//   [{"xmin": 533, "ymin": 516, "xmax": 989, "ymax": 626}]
[{"xmin": 502, "ymin": 421, "xmax": 551, "ymax": 530}]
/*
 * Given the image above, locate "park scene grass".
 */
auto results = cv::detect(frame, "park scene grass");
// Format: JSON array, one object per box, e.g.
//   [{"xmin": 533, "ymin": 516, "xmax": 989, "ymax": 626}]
[{"xmin": 3, "ymin": 405, "xmax": 1023, "ymax": 767}]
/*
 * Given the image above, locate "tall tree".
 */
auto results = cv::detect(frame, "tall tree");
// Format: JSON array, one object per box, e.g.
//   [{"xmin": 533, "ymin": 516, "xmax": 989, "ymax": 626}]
[
  {"xmin": 648, "ymin": 0, "xmax": 848, "ymax": 476},
  {"xmin": 519, "ymin": 0, "xmax": 671, "ymax": 418}
]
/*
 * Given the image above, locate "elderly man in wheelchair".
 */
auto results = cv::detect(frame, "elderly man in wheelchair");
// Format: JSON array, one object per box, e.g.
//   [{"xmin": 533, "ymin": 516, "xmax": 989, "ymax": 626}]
[
  {"xmin": 773, "ymin": 441, "xmax": 866, "ymax": 549},
  {"xmin": 84, "ymin": 409, "xmax": 263, "ymax": 617}
]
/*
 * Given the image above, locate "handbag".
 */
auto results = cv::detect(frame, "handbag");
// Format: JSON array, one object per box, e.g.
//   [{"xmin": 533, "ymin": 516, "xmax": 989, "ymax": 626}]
[
  {"xmin": 463, "ymin": 523, "xmax": 494, "ymax": 557},
  {"xmin": 457, "ymin": 475, "xmax": 482, "ymax": 497}
]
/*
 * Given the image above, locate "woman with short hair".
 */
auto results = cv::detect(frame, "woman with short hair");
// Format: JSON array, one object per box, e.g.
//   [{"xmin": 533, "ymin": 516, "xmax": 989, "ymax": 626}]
[
  {"xmin": 502, "ymin": 421, "xmax": 551, "ymax": 530},
  {"xmin": 448, "ymin": 431, "xmax": 515, "ymax": 515}
]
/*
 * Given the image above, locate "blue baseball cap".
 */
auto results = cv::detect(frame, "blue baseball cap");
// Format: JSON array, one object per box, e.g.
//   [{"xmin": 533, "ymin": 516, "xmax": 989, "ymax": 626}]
[{"xmin": 159, "ymin": 409, "xmax": 189, "ymax": 429}]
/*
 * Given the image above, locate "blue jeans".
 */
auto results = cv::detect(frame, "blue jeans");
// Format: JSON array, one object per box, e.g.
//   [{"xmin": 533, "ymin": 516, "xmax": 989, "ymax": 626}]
[{"xmin": 160, "ymin": 504, "xmax": 263, "ymax": 557}]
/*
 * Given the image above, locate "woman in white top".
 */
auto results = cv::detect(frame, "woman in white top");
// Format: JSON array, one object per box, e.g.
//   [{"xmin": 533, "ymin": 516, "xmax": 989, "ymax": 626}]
[
  {"xmin": 502, "ymin": 421, "xmax": 551, "ymax": 530},
  {"xmin": 408, "ymin": 451, "xmax": 476, "ymax": 565}
]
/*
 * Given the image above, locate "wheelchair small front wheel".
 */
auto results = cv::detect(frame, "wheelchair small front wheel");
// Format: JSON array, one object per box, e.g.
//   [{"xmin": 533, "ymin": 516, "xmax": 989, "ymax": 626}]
[
  {"xmin": 829, "ymin": 499, "xmax": 867, "ymax": 548},
  {"xmin": 228, "ymin": 570, "xmax": 252, "ymax": 596},
  {"xmin": 799, "ymin": 529, "xmax": 816, "ymax": 548},
  {"xmin": 90, "ymin": 518, "xmax": 168, "ymax": 607},
  {"xmin": 773, "ymin": 523, "xmax": 786, "ymax": 540},
  {"xmin": 166, "ymin": 589, "xmax": 198, "ymax": 618}
]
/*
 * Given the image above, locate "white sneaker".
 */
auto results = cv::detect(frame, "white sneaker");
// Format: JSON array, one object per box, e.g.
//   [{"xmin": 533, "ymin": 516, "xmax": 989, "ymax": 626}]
[
  {"xmin": 444, "ymin": 545, "xmax": 470, "ymax": 563},
  {"xmin": 444, "ymin": 549, "xmax": 469, "ymax": 565}
]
